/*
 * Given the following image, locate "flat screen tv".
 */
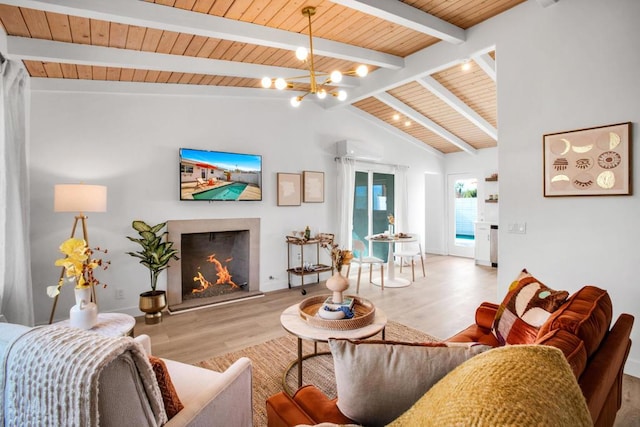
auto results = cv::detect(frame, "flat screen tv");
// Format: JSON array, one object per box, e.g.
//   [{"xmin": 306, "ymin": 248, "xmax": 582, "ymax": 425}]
[{"xmin": 179, "ymin": 148, "xmax": 262, "ymax": 201}]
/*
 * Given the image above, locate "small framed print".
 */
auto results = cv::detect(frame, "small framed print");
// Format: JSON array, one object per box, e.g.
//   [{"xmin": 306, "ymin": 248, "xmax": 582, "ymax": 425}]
[
  {"xmin": 543, "ymin": 122, "xmax": 631, "ymax": 197},
  {"xmin": 303, "ymin": 171, "xmax": 324, "ymax": 203},
  {"xmin": 277, "ymin": 173, "xmax": 301, "ymax": 206}
]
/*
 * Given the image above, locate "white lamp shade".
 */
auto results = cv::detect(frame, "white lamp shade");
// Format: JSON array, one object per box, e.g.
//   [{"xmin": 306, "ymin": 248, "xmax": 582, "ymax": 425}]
[{"xmin": 54, "ymin": 184, "xmax": 107, "ymax": 213}]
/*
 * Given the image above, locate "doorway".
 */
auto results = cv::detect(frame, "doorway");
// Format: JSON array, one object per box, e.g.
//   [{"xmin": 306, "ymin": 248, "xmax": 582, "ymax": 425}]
[
  {"xmin": 352, "ymin": 171, "xmax": 395, "ymax": 261},
  {"xmin": 447, "ymin": 174, "xmax": 477, "ymax": 258}
]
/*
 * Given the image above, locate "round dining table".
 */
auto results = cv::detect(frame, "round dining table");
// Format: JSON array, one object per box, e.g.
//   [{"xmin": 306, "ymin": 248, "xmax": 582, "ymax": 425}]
[{"xmin": 365, "ymin": 233, "xmax": 417, "ymax": 288}]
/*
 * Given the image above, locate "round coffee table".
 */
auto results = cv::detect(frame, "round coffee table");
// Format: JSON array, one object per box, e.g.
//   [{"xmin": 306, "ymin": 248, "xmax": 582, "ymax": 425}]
[{"xmin": 280, "ymin": 301, "xmax": 387, "ymax": 395}]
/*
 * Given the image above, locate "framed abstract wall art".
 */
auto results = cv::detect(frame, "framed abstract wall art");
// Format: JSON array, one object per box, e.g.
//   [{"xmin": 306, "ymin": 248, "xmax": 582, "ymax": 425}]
[
  {"xmin": 277, "ymin": 173, "xmax": 301, "ymax": 206},
  {"xmin": 543, "ymin": 122, "xmax": 631, "ymax": 197},
  {"xmin": 302, "ymin": 171, "xmax": 324, "ymax": 203}
]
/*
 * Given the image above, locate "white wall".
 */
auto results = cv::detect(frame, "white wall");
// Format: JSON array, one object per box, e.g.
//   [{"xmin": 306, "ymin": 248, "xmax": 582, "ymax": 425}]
[
  {"xmin": 497, "ymin": 0, "xmax": 640, "ymax": 376},
  {"xmin": 0, "ymin": 24, "xmax": 6, "ymax": 55},
  {"xmin": 424, "ymin": 172, "xmax": 445, "ymax": 254},
  {"xmin": 28, "ymin": 91, "xmax": 442, "ymax": 325}
]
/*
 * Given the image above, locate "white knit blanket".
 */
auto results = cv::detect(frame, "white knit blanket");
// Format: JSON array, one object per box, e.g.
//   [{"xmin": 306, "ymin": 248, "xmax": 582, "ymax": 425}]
[{"xmin": 0, "ymin": 325, "xmax": 167, "ymax": 427}]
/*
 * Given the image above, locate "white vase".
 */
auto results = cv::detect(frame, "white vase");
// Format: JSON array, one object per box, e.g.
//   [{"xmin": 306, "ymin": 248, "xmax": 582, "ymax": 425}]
[
  {"xmin": 325, "ymin": 272, "xmax": 349, "ymax": 304},
  {"xmin": 70, "ymin": 286, "xmax": 98, "ymax": 330}
]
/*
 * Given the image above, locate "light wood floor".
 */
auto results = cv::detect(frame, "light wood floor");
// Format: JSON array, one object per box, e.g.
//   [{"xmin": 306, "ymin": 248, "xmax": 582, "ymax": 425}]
[{"xmin": 135, "ymin": 255, "xmax": 639, "ymax": 426}]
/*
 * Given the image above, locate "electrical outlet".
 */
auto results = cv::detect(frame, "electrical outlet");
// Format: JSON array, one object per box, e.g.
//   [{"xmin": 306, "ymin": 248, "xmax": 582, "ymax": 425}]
[
  {"xmin": 297, "ymin": 253, "xmax": 301, "ymax": 260},
  {"xmin": 115, "ymin": 288, "xmax": 125, "ymax": 300}
]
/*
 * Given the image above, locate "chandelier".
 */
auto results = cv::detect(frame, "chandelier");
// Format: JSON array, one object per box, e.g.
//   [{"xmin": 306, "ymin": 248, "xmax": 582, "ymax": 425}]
[{"xmin": 260, "ymin": 6, "xmax": 368, "ymax": 107}]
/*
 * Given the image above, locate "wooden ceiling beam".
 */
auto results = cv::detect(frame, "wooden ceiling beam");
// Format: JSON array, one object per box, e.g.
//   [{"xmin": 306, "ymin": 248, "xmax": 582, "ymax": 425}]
[
  {"xmin": 345, "ymin": 105, "xmax": 444, "ymax": 159},
  {"xmin": 472, "ymin": 53, "xmax": 496, "ymax": 82},
  {"xmin": 375, "ymin": 92, "xmax": 477, "ymax": 155},
  {"xmin": 329, "ymin": 0, "xmax": 465, "ymax": 44},
  {"xmin": 333, "ymin": 22, "xmax": 497, "ymax": 109},
  {"xmin": 418, "ymin": 75, "xmax": 497, "ymax": 140},
  {"xmin": 7, "ymin": 36, "xmax": 362, "ymax": 87},
  {"xmin": 29, "ymin": 77, "xmax": 293, "ymax": 100},
  {"xmin": 4, "ymin": 0, "xmax": 404, "ymax": 70}
]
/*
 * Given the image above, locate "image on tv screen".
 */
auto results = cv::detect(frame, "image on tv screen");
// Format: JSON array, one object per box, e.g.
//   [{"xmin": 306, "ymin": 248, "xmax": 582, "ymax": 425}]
[{"xmin": 180, "ymin": 148, "xmax": 262, "ymax": 201}]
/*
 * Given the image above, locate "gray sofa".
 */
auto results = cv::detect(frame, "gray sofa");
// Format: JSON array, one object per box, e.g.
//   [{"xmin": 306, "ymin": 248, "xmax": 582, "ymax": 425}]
[{"xmin": 0, "ymin": 322, "xmax": 253, "ymax": 426}]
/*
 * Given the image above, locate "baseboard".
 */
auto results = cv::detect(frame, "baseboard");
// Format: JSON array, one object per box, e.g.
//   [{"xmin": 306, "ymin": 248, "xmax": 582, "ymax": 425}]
[
  {"xmin": 260, "ymin": 281, "xmax": 289, "ymax": 293},
  {"xmin": 425, "ymin": 247, "xmax": 446, "ymax": 255},
  {"xmin": 625, "ymin": 357, "xmax": 640, "ymax": 378},
  {"xmin": 110, "ymin": 305, "xmax": 144, "ymax": 317}
]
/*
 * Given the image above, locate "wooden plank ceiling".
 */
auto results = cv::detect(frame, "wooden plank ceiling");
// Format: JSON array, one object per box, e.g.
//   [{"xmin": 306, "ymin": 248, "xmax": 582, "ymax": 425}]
[{"xmin": 0, "ymin": 0, "xmax": 527, "ymax": 154}]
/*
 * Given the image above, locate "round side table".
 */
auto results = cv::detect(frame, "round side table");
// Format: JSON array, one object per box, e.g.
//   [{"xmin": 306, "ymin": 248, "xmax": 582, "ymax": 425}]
[{"xmin": 54, "ymin": 312, "xmax": 136, "ymax": 337}]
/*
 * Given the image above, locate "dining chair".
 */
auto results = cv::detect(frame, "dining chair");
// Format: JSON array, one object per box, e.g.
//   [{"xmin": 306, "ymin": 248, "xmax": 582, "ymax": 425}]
[
  {"xmin": 393, "ymin": 238, "xmax": 426, "ymax": 282},
  {"xmin": 345, "ymin": 239, "xmax": 385, "ymax": 291}
]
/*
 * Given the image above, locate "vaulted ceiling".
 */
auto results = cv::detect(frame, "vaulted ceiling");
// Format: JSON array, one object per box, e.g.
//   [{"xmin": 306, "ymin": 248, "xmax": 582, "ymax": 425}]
[{"xmin": 0, "ymin": 0, "xmax": 531, "ymax": 156}]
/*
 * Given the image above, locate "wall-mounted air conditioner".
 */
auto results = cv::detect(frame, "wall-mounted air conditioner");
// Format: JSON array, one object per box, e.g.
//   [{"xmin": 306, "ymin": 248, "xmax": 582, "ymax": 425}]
[{"xmin": 336, "ymin": 140, "xmax": 383, "ymax": 161}]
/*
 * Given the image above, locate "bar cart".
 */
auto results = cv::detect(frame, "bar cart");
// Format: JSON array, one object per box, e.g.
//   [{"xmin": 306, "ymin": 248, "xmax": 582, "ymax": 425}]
[{"xmin": 286, "ymin": 233, "xmax": 334, "ymax": 295}]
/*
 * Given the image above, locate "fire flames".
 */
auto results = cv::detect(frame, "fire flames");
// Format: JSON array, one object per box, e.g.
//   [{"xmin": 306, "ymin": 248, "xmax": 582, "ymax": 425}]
[{"xmin": 192, "ymin": 253, "xmax": 238, "ymax": 293}]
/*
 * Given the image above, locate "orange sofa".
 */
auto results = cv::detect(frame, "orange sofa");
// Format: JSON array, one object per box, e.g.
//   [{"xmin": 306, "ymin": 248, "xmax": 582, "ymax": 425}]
[{"xmin": 266, "ymin": 285, "xmax": 634, "ymax": 427}]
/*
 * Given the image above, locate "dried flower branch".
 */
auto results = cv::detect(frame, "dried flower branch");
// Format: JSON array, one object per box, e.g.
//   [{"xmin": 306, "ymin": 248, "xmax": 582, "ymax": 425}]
[{"xmin": 322, "ymin": 242, "xmax": 353, "ymax": 273}]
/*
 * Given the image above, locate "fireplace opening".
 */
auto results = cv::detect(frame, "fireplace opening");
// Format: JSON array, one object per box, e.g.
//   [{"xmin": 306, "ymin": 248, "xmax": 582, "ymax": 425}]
[
  {"xmin": 167, "ymin": 218, "xmax": 262, "ymax": 313},
  {"xmin": 181, "ymin": 230, "xmax": 249, "ymax": 302}
]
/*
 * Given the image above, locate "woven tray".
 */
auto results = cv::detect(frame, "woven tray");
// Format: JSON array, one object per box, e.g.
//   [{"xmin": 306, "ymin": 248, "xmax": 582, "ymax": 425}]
[{"xmin": 298, "ymin": 295, "xmax": 375, "ymax": 330}]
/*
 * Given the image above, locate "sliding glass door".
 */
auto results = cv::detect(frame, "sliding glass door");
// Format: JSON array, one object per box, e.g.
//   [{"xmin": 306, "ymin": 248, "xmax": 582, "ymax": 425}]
[{"xmin": 353, "ymin": 171, "xmax": 395, "ymax": 261}]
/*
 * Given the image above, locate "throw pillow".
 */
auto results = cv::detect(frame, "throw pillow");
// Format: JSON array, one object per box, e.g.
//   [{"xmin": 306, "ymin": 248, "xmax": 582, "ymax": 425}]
[
  {"xmin": 148, "ymin": 356, "xmax": 184, "ymax": 419},
  {"xmin": 388, "ymin": 345, "xmax": 592, "ymax": 427},
  {"xmin": 492, "ymin": 268, "xmax": 569, "ymax": 345},
  {"xmin": 329, "ymin": 339, "xmax": 491, "ymax": 427}
]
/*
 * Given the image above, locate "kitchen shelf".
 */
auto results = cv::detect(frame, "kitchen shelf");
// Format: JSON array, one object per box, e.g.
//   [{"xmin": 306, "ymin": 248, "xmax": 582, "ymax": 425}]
[{"xmin": 485, "ymin": 174, "xmax": 498, "ymax": 203}]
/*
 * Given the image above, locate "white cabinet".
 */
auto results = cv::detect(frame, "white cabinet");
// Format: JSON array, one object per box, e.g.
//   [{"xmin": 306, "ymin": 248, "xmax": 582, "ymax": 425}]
[{"xmin": 475, "ymin": 222, "xmax": 491, "ymax": 266}]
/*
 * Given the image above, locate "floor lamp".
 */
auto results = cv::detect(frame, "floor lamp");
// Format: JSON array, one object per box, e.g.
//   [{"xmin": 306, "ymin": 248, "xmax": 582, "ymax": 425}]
[{"xmin": 48, "ymin": 184, "xmax": 107, "ymax": 324}]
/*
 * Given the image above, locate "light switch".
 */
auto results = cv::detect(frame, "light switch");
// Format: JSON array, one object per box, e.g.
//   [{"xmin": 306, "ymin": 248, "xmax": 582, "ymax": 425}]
[{"xmin": 508, "ymin": 222, "xmax": 526, "ymax": 234}]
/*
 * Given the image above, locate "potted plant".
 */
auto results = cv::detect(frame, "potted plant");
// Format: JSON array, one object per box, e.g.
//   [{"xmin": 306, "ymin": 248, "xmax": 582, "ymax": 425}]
[{"xmin": 126, "ymin": 220, "xmax": 179, "ymax": 324}]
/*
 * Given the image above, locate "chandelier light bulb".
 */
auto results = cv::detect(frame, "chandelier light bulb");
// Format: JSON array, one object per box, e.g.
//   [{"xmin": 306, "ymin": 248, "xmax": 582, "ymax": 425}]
[
  {"xmin": 290, "ymin": 96, "xmax": 302, "ymax": 107},
  {"xmin": 356, "ymin": 65, "xmax": 368, "ymax": 77},
  {"xmin": 261, "ymin": 77, "xmax": 272, "ymax": 88},
  {"xmin": 393, "ymin": 113, "xmax": 400, "ymax": 121},
  {"xmin": 274, "ymin": 78, "xmax": 287, "ymax": 90},
  {"xmin": 317, "ymin": 89, "xmax": 327, "ymax": 99},
  {"xmin": 296, "ymin": 47, "xmax": 308, "ymax": 61},
  {"xmin": 337, "ymin": 90, "xmax": 347, "ymax": 101},
  {"xmin": 330, "ymin": 70, "xmax": 343, "ymax": 83}
]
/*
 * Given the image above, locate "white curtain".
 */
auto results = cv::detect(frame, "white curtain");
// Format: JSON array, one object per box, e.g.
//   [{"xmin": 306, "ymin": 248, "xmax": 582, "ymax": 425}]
[
  {"xmin": 336, "ymin": 157, "xmax": 356, "ymax": 248},
  {"xmin": 0, "ymin": 58, "xmax": 33, "ymax": 325},
  {"xmin": 394, "ymin": 165, "xmax": 409, "ymax": 236}
]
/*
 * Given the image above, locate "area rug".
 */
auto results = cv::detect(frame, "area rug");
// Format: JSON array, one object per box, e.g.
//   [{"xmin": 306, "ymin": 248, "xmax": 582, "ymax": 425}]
[{"xmin": 197, "ymin": 320, "xmax": 438, "ymax": 426}]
